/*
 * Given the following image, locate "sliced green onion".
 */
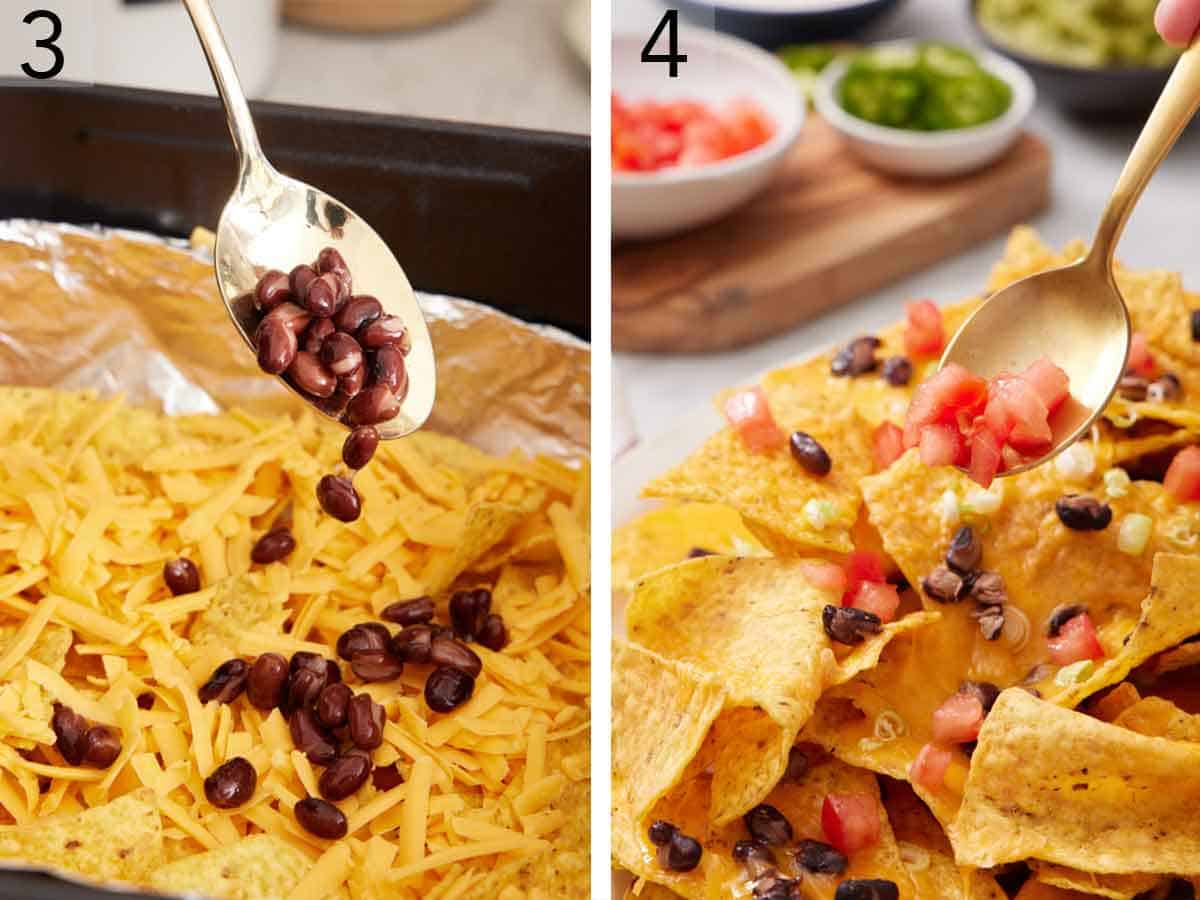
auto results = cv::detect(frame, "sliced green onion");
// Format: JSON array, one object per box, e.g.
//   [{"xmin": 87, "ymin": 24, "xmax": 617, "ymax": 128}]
[
  {"xmin": 1001, "ymin": 605, "xmax": 1030, "ymax": 652},
  {"xmin": 1054, "ymin": 443, "xmax": 1095, "ymax": 481},
  {"xmin": 857, "ymin": 737, "xmax": 883, "ymax": 753},
  {"xmin": 1118, "ymin": 514, "xmax": 1153, "ymax": 555},
  {"xmin": 1103, "ymin": 468, "xmax": 1131, "ymax": 499},
  {"xmin": 1163, "ymin": 515, "xmax": 1199, "ymax": 550},
  {"xmin": 873, "ymin": 709, "xmax": 906, "ymax": 742},
  {"xmin": 898, "ymin": 842, "xmax": 931, "ymax": 872},
  {"xmin": 963, "ymin": 486, "xmax": 1003, "ymax": 516},
  {"xmin": 1055, "ymin": 659, "xmax": 1095, "ymax": 687},
  {"xmin": 1110, "ymin": 409, "xmax": 1139, "ymax": 429},
  {"xmin": 938, "ymin": 490, "xmax": 960, "ymax": 526},
  {"xmin": 804, "ymin": 499, "xmax": 837, "ymax": 530}
]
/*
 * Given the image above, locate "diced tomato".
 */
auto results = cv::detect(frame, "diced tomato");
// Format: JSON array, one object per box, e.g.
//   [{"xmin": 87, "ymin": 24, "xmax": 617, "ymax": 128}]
[
  {"xmin": 1164, "ymin": 446, "xmax": 1200, "ymax": 502},
  {"xmin": 967, "ymin": 424, "xmax": 1002, "ymax": 488},
  {"xmin": 1048, "ymin": 612, "xmax": 1105, "ymax": 666},
  {"xmin": 611, "ymin": 93, "xmax": 774, "ymax": 173},
  {"xmin": 821, "ymin": 793, "xmax": 881, "ymax": 855},
  {"xmin": 872, "ymin": 422, "xmax": 906, "ymax": 471},
  {"xmin": 909, "ymin": 743, "xmax": 953, "ymax": 793},
  {"xmin": 799, "ymin": 561, "xmax": 848, "ymax": 594},
  {"xmin": 1022, "ymin": 357, "xmax": 1070, "ymax": 413},
  {"xmin": 904, "ymin": 300, "xmax": 945, "ymax": 357},
  {"xmin": 722, "ymin": 386, "xmax": 785, "ymax": 453},
  {"xmin": 722, "ymin": 99, "xmax": 774, "ymax": 155},
  {"xmin": 843, "ymin": 550, "xmax": 887, "ymax": 599},
  {"xmin": 930, "ymin": 693, "xmax": 984, "ymax": 744},
  {"xmin": 849, "ymin": 581, "xmax": 900, "ymax": 623},
  {"xmin": 919, "ymin": 424, "xmax": 965, "ymax": 468},
  {"xmin": 986, "ymin": 374, "xmax": 1051, "ymax": 454},
  {"xmin": 1127, "ymin": 331, "xmax": 1155, "ymax": 378},
  {"xmin": 903, "ymin": 364, "xmax": 988, "ymax": 448}
]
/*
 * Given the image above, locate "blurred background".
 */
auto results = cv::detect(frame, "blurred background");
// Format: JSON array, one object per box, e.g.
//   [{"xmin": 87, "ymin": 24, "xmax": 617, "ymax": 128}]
[
  {"xmin": 91, "ymin": 0, "xmax": 589, "ymax": 133},
  {"xmin": 612, "ymin": 0, "xmax": 1200, "ymax": 453}
]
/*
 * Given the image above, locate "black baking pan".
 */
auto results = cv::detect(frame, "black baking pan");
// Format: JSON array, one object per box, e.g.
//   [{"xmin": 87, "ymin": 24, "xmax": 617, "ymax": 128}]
[{"xmin": 0, "ymin": 84, "xmax": 590, "ymax": 338}]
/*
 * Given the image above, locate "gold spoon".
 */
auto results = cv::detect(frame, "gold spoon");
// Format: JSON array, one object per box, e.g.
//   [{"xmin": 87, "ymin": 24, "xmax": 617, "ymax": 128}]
[
  {"xmin": 940, "ymin": 42, "xmax": 1200, "ymax": 475},
  {"xmin": 182, "ymin": 0, "xmax": 435, "ymax": 438}
]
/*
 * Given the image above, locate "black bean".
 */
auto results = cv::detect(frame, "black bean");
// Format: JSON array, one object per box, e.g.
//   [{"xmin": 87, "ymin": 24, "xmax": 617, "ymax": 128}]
[
  {"xmin": 1118, "ymin": 374, "xmax": 1149, "ymax": 401},
  {"xmin": 425, "ymin": 667, "xmax": 475, "ymax": 713},
  {"xmin": 137, "ymin": 692, "xmax": 155, "ymax": 710},
  {"xmin": 946, "ymin": 526, "xmax": 982, "ymax": 574},
  {"xmin": 263, "ymin": 301, "xmax": 312, "ymax": 335},
  {"xmin": 302, "ymin": 317, "xmax": 336, "ymax": 355},
  {"xmin": 743, "ymin": 804, "xmax": 793, "ymax": 846},
  {"xmin": 246, "ymin": 653, "xmax": 289, "ymax": 710},
  {"xmin": 289, "ymin": 708, "xmax": 337, "ymax": 765},
  {"xmin": 254, "ymin": 270, "xmax": 292, "ymax": 312},
  {"xmin": 304, "ymin": 273, "xmax": 341, "ymax": 318},
  {"xmin": 429, "ymin": 637, "xmax": 483, "ymax": 678},
  {"xmin": 315, "ymin": 682, "xmax": 353, "ymax": 729},
  {"xmin": 321, "ymin": 332, "xmax": 364, "ymax": 376},
  {"xmin": 51, "ymin": 703, "xmax": 88, "ymax": 766},
  {"xmin": 732, "ymin": 839, "xmax": 774, "ymax": 878},
  {"xmin": 295, "ymin": 797, "xmax": 348, "ymax": 839},
  {"xmin": 317, "ymin": 475, "xmax": 361, "ymax": 523},
  {"xmin": 381, "ymin": 596, "xmax": 435, "ymax": 626},
  {"xmin": 822, "ymin": 605, "xmax": 882, "ymax": 645},
  {"xmin": 319, "ymin": 751, "xmax": 372, "ymax": 801},
  {"xmin": 286, "ymin": 667, "xmax": 327, "ymax": 714},
  {"xmin": 338, "ymin": 365, "xmax": 365, "ymax": 400},
  {"xmin": 290, "ymin": 651, "xmax": 327, "ymax": 676},
  {"xmin": 753, "ymin": 876, "xmax": 802, "ymax": 900},
  {"xmin": 256, "ymin": 316, "xmax": 298, "ymax": 375},
  {"xmin": 334, "ymin": 295, "xmax": 383, "ymax": 334},
  {"xmin": 973, "ymin": 604, "xmax": 1005, "ymax": 641},
  {"xmin": 795, "ymin": 839, "xmax": 847, "ymax": 875},
  {"xmin": 922, "ymin": 565, "xmax": 965, "ymax": 604},
  {"xmin": 648, "ymin": 820, "xmax": 677, "ymax": 847},
  {"xmin": 784, "ymin": 746, "xmax": 808, "ymax": 782},
  {"xmin": 789, "ymin": 431, "xmax": 832, "ymax": 476},
  {"xmin": 359, "ymin": 315, "xmax": 409, "ymax": 351},
  {"xmin": 449, "ymin": 588, "xmax": 491, "ymax": 639},
  {"xmin": 350, "ymin": 650, "xmax": 404, "ymax": 683},
  {"xmin": 336, "ymin": 623, "xmax": 390, "ymax": 661},
  {"xmin": 1055, "ymin": 495, "xmax": 1112, "ymax": 531},
  {"xmin": 834, "ymin": 879, "xmax": 899, "ymax": 900},
  {"xmin": 342, "ymin": 426, "xmax": 379, "ymax": 470},
  {"xmin": 687, "ymin": 547, "xmax": 715, "ymax": 558},
  {"xmin": 82, "ymin": 725, "xmax": 121, "ymax": 768},
  {"xmin": 348, "ymin": 693, "xmax": 385, "ymax": 750},
  {"xmin": 288, "ymin": 351, "xmax": 338, "ymax": 399},
  {"xmin": 163, "ymin": 558, "xmax": 200, "ymax": 596},
  {"xmin": 958, "ymin": 680, "xmax": 1001, "ymax": 713},
  {"xmin": 372, "ymin": 345, "xmax": 407, "ymax": 396},
  {"xmin": 199, "ymin": 659, "xmax": 249, "ymax": 705},
  {"xmin": 251, "ymin": 528, "xmax": 295, "ymax": 565},
  {"xmin": 390, "ymin": 624, "xmax": 435, "ymax": 663},
  {"xmin": 1149, "ymin": 373, "xmax": 1183, "ymax": 403},
  {"xmin": 204, "ymin": 757, "xmax": 256, "ymax": 808},
  {"xmin": 289, "ymin": 265, "xmax": 318, "ymax": 303},
  {"xmin": 1047, "ymin": 604, "xmax": 1087, "ymax": 637},
  {"xmin": 881, "ymin": 356, "xmax": 913, "ymax": 386},
  {"xmin": 347, "ymin": 383, "xmax": 401, "ymax": 427},
  {"xmin": 372, "ymin": 762, "xmax": 404, "ymax": 791},
  {"xmin": 1193, "ymin": 310, "xmax": 1200, "ymax": 343},
  {"xmin": 968, "ymin": 571, "xmax": 1007, "ymax": 607},
  {"xmin": 316, "ymin": 247, "xmax": 349, "ymax": 280},
  {"xmin": 477, "ymin": 614, "xmax": 508, "ymax": 652},
  {"xmin": 658, "ymin": 831, "xmax": 703, "ymax": 872},
  {"xmin": 831, "ymin": 336, "xmax": 880, "ymax": 377}
]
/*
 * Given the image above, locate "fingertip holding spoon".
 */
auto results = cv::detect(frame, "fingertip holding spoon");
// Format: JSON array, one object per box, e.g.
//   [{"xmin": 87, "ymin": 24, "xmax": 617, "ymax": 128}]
[
  {"xmin": 182, "ymin": 0, "xmax": 435, "ymax": 440},
  {"xmin": 941, "ymin": 40, "xmax": 1200, "ymax": 475}
]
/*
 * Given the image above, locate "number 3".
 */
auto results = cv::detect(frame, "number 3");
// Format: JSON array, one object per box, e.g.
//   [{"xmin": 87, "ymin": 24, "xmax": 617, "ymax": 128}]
[{"xmin": 22, "ymin": 9, "xmax": 65, "ymax": 80}]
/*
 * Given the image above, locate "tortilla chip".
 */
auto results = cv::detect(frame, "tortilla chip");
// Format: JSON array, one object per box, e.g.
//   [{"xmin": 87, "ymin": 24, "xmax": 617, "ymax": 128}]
[
  {"xmin": 627, "ymin": 556, "xmax": 936, "ymax": 825},
  {"xmin": 421, "ymin": 501, "xmax": 530, "ymax": 594},
  {"xmin": 1030, "ymin": 863, "xmax": 1163, "ymax": 899},
  {"xmin": 1048, "ymin": 554, "xmax": 1200, "ymax": 708},
  {"xmin": 1014, "ymin": 878, "xmax": 1107, "ymax": 900},
  {"xmin": 612, "ymin": 502, "xmax": 766, "ymax": 598},
  {"xmin": 189, "ymin": 572, "xmax": 288, "ymax": 648},
  {"xmin": 146, "ymin": 834, "xmax": 309, "ymax": 899},
  {"xmin": 1110, "ymin": 696, "xmax": 1200, "ymax": 741},
  {"xmin": 0, "ymin": 622, "xmax": 71, "ymax": 672},
  {"xmin": 644, "ymin": 404, "xmax": 872, "ymax": 554},
  {"xmin": 1144, "ymin": 641, "xmax": 1200, "ymax": 677},
  {"xmin": 950, "ymin": 688, "xmax": 1200, "ymax": 873},
  {"xmin": 0, "ymin": 789, "xmax": 163, "ymax": 884}
]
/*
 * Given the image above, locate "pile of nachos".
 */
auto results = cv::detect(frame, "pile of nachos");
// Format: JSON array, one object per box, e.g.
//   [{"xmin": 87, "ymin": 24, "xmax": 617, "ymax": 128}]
[{"xmin": 613, "ymin": 227, "xmax": 1200, "ymax": 900}]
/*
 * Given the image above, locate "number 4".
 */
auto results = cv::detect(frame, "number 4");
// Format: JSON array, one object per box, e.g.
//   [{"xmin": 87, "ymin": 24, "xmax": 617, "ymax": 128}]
[{"xmin": 641, "ymin": 9, "xmax": 687, "ymax": 78}]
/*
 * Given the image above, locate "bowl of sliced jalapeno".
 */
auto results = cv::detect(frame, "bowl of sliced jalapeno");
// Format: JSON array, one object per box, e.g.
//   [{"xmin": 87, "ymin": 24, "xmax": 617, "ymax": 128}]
[{"xmin": 813, "ymin": 40, "xmax": 1035, "ymax": 178}]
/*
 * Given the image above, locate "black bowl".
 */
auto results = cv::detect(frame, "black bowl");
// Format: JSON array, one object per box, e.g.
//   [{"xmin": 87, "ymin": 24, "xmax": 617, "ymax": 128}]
[
  {"xmin": 678, "ymin": 0, "xmax": 905, "ymax": 49},
  {"xmin": 967, "ymin": 0, "xmax": 1172, "ymax": 117}
]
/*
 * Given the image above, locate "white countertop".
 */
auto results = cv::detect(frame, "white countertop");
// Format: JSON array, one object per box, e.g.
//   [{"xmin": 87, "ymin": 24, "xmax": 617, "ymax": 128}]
[{"xmin": 614, "ymin": 0, "xmax": 1200, "ymax": 446}]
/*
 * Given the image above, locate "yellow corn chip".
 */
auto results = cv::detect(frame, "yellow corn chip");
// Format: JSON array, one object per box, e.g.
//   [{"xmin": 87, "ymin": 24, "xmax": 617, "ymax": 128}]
[
  {"xmin": 1030, "ymin": 863, "xmax": 1162, "ymax": 900},
  {"xmin": 146, "ymin": 834, "xmax": 310, "ymax": 899}
]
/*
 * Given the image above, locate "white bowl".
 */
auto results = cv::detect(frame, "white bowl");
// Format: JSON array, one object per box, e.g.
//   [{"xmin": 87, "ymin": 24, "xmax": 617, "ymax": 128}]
[
  {"xmin": 813, "ymin": 43, "xmax": 1036, "ymax": 178},
  {"xmin": 612, "ymin": 29, "xmax": 805, "ymax": 241}
]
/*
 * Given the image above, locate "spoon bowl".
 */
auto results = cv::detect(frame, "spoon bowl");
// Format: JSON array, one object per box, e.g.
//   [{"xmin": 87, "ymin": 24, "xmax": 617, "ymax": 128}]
[
  {"xmin": 185, "ymin": 0, "xmax": 434, "ymax": 440},
  {"xmin": 215, "ymin": 170, "xmax": 435, "ymax": 439},
  {"xmin": 940, "ymin": 256, "xmax": 1129, "ymax": 474}
]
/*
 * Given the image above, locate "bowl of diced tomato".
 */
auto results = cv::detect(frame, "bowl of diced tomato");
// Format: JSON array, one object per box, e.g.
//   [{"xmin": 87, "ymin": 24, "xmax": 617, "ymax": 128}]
[{"xmin": 612, "ymin": 28, "xmax": 805, "ymax": 240}]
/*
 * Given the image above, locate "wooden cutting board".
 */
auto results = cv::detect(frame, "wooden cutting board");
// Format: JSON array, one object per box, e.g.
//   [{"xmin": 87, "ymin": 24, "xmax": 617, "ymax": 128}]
[{"xmin": 613, "ymin": 116, "xmax": 1051, "ymax": 353}]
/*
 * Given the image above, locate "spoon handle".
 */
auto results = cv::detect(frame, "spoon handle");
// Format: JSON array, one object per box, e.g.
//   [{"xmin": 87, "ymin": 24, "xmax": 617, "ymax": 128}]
[
  {"xmin": 1090, "ymin": 42, "xmax": 1200, "ymax": 267},
  {"xmin": 181, "ymin": 0, "xmax": 271, "ymax": 188}
]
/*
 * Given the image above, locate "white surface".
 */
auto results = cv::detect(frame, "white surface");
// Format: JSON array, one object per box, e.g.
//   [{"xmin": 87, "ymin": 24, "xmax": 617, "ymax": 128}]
[
  {"xmin": 814, "ymin": 46, "xmax": 1034, "ymax": 177},
  {"xmin": 612, "ymin": 29, "xmax": 805, "ymax": 238},
  {"xmin": 614, "ymin": 0, "xmax": 1200, "ymax": 447}
]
